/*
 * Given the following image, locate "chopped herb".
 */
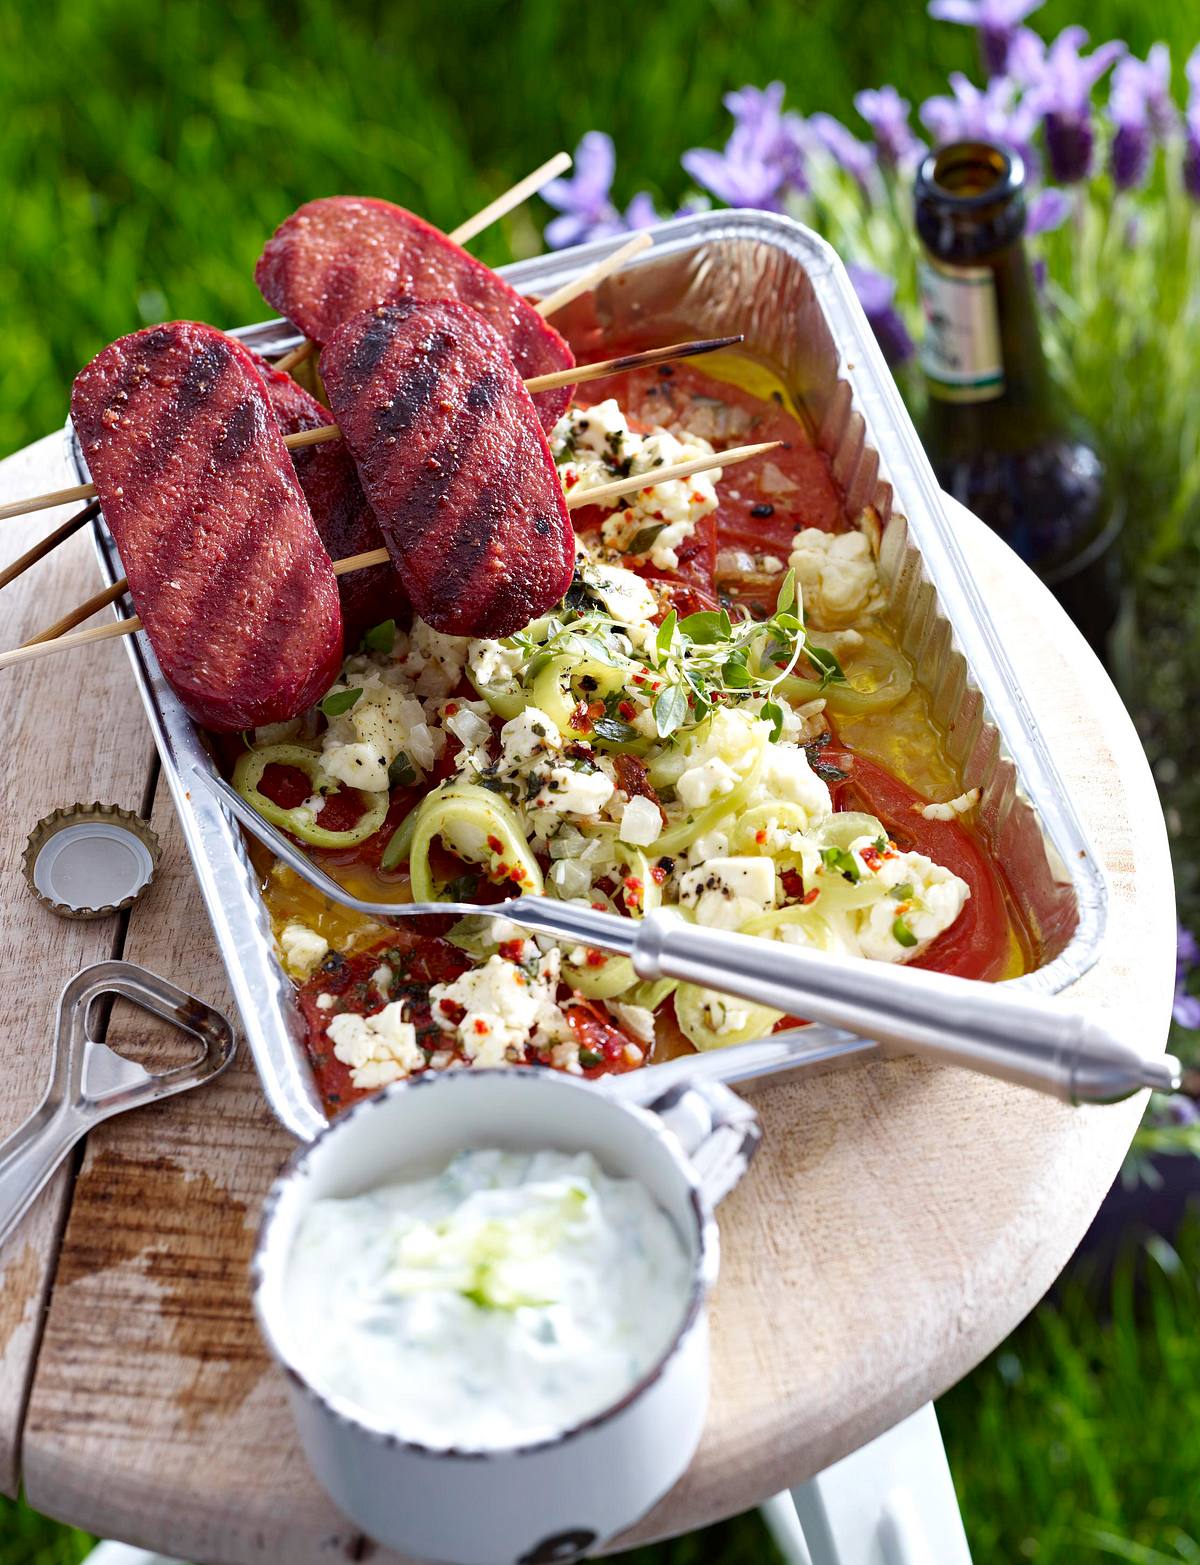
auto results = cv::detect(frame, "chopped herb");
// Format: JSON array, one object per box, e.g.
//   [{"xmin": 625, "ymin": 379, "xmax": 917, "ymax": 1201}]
[
  {"xmin": 655, "ymin": 608, "xmax": 677, "ymax": 667},
  {"xmin": 722, "ymin": 650, "xmax": 752, "ymax": 689},
  {"xmin": 388, "ymin": 751, "xmax": 417, "ymax": 788},
  {"xmin": 762, "ymin": 698, "xmax": 785, "ymax": 742},
  {"xmin": 889, "ymin": 882, "xmax": 915, "ymax": 901},
  {"xmin": 820, "ymin": 845, "xmax": 861, "ymax": 883},
  {"xmin": 626, "ymin": 522, "xmax": 666, "ymax": 555},
  {"xmin": 320, "ymin": 687, "xmax": 363, "ymax": 717},
  {"xmin": 362, "ymin": 618, "xmax": 396, "ymax": 654},
  {"xmin": 892, "ymin": 916, "xmax": 918, "ymax": 948},
  {"xmin": 578, "ymin": 1048, "xmax": 605, "ymax": 1068},
  {"xmin": 804, "ymin": 638, "xmax": 847, "ymax": 690},
  {"xmin": 679, "ymin": 608, "xmax": 733, "ymax": 644},
  {"xmin": 593, "ymin": 715, "xmax": 638, "ymax": 743},
  {"xmin": 653, "ymin": 684, "xmax": 689, "ymax": 737},
  {"xmin": 775, "ymin": 568, "xmax": 797, "ymax": 617}
]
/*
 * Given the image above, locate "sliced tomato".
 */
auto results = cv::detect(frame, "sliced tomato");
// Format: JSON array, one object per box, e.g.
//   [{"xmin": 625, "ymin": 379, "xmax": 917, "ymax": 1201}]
[
  {"xmin": 560, "ymin": 1000, "xmax": 646, "ymax": 1078},
  {"xmin": 819, "ymin": 740, "xmax": 1015, "ymax": 981},
  {"xmin": 298, "ymin": 936, "xmax": 470, "ymax": 1114}
]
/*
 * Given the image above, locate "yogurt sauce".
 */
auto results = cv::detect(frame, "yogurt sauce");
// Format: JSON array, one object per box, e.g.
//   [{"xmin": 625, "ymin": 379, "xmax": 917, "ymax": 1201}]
[{"xmin": 284, "ymin": 1147, "xmax": 693, "ymax": 1449}]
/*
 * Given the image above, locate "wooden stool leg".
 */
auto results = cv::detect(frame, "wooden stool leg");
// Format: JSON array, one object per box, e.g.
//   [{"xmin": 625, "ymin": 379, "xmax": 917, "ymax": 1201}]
[{"xmin": 763, "ymin": 1403, "xmax": 972, "ymax": 1565}]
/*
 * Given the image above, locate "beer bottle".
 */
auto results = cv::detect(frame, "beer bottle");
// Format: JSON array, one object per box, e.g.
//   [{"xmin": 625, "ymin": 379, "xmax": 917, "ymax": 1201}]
[{"xmin": 914, "ymin": 140, "xmax": 1121, "ymax": 656}]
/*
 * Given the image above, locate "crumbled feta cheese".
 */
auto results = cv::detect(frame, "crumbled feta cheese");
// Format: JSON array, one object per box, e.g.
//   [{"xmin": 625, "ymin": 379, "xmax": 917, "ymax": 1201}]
[
  {"xmin": 321, "ymin": 671, "xmax": 438, "ymax": 791},
  {"xmin": 315, "ymin": 993, "xmax": 335, "ymax": 1011},
  {"xmin": 748, "ymin": 742, "xmax": 832, "ymax": 829},
  {"xmin": 619, "ymin": 795, "xmax": 663, "ymax": 847},
  {"xmin": 697, "ymin": 995, "xmax": 753, "ymax": 1036},
  {"xmin": 254, "ymin": 718, "xmax": 301, "ymax": 746},
  {"xmin": 575, "ymin": 559, "xmax": 661, "ymax": 635},
  {"xmin": 371, "ymin": 964, "xmax": 394, "ymax": 996},
  {"xmin": 787, "ymin": 528, "xmax": 884, "ymax": 628},
  {"xmin": 529, "ymin": 765, "xmax": 615, "ymax": 817},
  {"xmin": 919, "ymin": 789, "xmax": 981, "ymax": 822},
  {"xmin": 551, "ymin": 401, "xmax": 719, "ymax": 571},
  {"xmin": 467, "ymin": 639, "xmax": 524, "ymax": 692},
  {"xmin": 676, "ymin": 755, "xmax": 741, "ymax": 811},
  {"xmin": 500, "ymin": 707, "xmax": 562, "ymax": 764},
  {"xmin": 674, "ymin": 709, "xmax": 771, "ymax": 811},
  {"xmin": 430, "ymin": 949, "xmax": 570, "ymax": 1064},
  {"xmin": 612, "ymin": 1003, "xmax": 656, "ymax": 1046},
  {"xmin": 678, "ymin": 856, "xmax": 777, "ymax": 931},
  {"xmin": 279, "ymin": 923, "xmax": 329, "ymax": 980},
  {"xmin": 405, "ymin": 620, "xmax": 471, "ymax": 697},
  {"xmin": 327, "ymin": 1002, "xmax": 423, "ymax": 1089}
]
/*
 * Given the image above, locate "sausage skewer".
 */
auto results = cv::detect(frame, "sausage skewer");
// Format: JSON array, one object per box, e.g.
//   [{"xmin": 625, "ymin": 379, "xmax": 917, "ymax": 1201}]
[
  {"xmin": 0, "ymin": 438, "xmax": 780, "ymax": 674},
  {"xmin": 13, "ymin": 334, "xmax": 744, "ymax": 644},
  {"xmin": 269, "ymin": 152, "xmax": 574, "ymax": 377}
]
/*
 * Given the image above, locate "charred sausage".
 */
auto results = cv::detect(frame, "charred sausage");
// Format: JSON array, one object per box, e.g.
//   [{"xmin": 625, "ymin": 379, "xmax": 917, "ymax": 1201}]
[
  {"xmin": 321, "ymin": 300, "xmax": 575, "ymax": 640},
  {"xmin": 71, "ymin": 322, "xmax": 343, "ymax": 731},
  {"xmin": 255, "ymin": 196, "xmax": 574, "ymax": 429}
]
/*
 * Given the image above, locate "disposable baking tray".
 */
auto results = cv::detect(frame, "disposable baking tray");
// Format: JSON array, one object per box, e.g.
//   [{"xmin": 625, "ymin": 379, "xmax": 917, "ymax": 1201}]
[{"xmin": 72, "ymin": 209, "xmax": 1107, "ymax": 1141}]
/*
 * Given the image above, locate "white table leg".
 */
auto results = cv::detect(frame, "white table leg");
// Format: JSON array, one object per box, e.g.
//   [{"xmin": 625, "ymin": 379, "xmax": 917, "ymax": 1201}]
[
  {"xmin": 764, "ymin": 1403, "xmax": 972, "ymax": 1565},
  {"xmin": 83, "ymin": 1545, "xmax": 188, "ymax": 1565}
]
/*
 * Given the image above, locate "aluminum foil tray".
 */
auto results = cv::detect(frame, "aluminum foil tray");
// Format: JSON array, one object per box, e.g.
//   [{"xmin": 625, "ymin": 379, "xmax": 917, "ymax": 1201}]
[{"xmin": 72, "ymin": 209, "xmax": 1107, "ymax": 1141}]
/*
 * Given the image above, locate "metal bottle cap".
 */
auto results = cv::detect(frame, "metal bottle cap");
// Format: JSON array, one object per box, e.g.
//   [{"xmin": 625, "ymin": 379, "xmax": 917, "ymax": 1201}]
[{"xmin": 23, "ymin": 804, "xmax": 160, "ymax": 920}]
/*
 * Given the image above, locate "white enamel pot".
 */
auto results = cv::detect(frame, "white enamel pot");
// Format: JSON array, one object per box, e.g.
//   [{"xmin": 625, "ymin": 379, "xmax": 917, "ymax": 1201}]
[{"xmin": 253, "ymin": 1068, "xmax": 760, "ymax": 1565}]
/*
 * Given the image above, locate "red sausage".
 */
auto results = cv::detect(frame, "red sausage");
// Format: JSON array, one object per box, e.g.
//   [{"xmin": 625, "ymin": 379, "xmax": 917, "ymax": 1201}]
[
  {"xmin": 254, "ymin": 196, "xmax": 574, "ymax": 429},
  {"xmin": 251, "ymin": 353, "xmax": 404, "ymax": 647},
  {"xmin": 321, "ymin": 300, "xmax": 575, "ymax": 639},
  {"xmin": 71, "ymin": 323, "xmax": 344, "ymax": 731}
]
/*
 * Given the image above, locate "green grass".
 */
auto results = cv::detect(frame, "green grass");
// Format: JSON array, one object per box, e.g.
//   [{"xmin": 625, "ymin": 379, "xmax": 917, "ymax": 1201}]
[{"xmin": 3, "ymin": 0, "xmax": 1198, "ymax": 456}]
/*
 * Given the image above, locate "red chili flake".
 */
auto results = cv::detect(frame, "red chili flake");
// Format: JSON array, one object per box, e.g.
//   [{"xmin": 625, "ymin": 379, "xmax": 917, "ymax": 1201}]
[
  {"xmin": 588, "ymin": 700, "xmax": 606, "ymax": 721},
  {"xmin": 860, "ymin": 845, "xmax": 883, "ymax": 871},
  {"xmin": 690, "ymin": 491, "xmax": 704, "ymax": 503},
  {"xmin": 568, "ymin": 701, "xmax": 591, "ymax": 732},
  {"xmin": 585, "ymin": 949, "xmax": 608, "ymax": 968},
  {"xmin": 565, "ymin": 471, "xmax": 579, "ymax": 489},
  {"xmin": 591, "ymin": 900, "xmax": 608, "ymax": 912},
  {"xmin": 650, "ymin": 865, "xmax": 667, "ymax": 885},
  {"xmin": 472, "ymin": 1018, "xmax": 490, "ymax": 1035},
  {"xmin": 445, "ymin": 702, "xmax": 459, "ymax": 716},
  {"xmin": 802, "ymin": 888, "xmax": 821, "ymax": 905},
  {"xmin": 624, "ymin": 875, "xmax": 644, "ymax": 895},
  {"xmin": 486, "ymin": 834, "xmax": 504, "ymax": 854},
  {"xmin": 439, "ymin": 998, "xmax": 466, "ymax": 1024},
  {"xmin": 755, "ymin": 829, "xmax": 768, "ymax": 845},
  {"xmin": 498, "ymin": 939, "xmax": 525, "ymax": 962},
  {"xmin": 618, "ymin": 700, "xmax": 636, "ymax": 720}
]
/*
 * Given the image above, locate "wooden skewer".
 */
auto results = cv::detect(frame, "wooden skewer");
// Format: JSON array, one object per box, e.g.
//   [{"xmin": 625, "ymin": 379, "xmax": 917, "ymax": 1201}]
[
  {"xmin": 0, "ymin": 502, "xmax": 100, "ymax": 590},
  {"xmin": 268, "ymin": 153, "xmax": 574, "ymax": 382},
  {"xmin": 534, "ymin": 232, "xmax": 652, "ymax": 320},
  {"xmin": 273, "ymin": 340, "xmax": 315, "ymax": 375},
  {"xmin": 0, "ymin": 483, "xmax": 97, "ymax": 524},
  {"xmin": 2, "ymin": 440, "xmax": 779, "ymax": 673},
  {"xmin": 6, "ymin": 334, "xmax": 743, "ymax": 548},
  {"xmin": 447, "ymin": 152, "xmax": 571, "ymax": 247}
]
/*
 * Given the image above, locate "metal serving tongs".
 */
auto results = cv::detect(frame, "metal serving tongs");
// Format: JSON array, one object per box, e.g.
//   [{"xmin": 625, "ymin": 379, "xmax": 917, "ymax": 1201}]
[
  {"xmin": 199, "ymin": 768, "xmax": 1181, "ymax": 1107},
  {"xmin": 0, "ymin": 961, "xmax": 235, "ymax": 1250}
]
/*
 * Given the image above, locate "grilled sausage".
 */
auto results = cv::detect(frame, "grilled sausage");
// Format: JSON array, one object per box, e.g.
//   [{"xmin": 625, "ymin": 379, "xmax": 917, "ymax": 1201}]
[
  {"xmin": 252, "ymin": 353, "xmax": 404, "ymax": 647},
  {"xmin": 71, "ymin": 322, "xmax": 343, "ymax": 731},
  {"xmin": 322, "ymin": 300, "xmax": 575, "ymax": 640},
  {"xmin": 255, "ymin": 196, "xmax": 575, "ymax": 429}
]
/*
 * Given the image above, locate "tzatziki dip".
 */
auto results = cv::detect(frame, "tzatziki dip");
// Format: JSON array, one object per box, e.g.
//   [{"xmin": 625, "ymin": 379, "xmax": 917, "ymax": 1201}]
[{"xmin": 284, "ymin": 1147, "xmax": 693, "ymax": 1448}]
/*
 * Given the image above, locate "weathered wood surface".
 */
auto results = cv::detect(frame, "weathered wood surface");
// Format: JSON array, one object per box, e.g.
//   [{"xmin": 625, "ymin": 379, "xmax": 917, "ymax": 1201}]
[
  {"xmin": 0, "ymin": 456, "xmax": 1174, "ymax": 1561},
  {"xmin": 0, "ymin": 434, "xmax": 156, "ymax": 1498}
]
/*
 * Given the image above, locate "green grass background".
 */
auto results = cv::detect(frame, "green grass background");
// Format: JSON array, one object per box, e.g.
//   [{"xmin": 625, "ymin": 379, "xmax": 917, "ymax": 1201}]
[{"xmin": 6, "ymin": 0, "xmax": 1200, "ymax": 1558}]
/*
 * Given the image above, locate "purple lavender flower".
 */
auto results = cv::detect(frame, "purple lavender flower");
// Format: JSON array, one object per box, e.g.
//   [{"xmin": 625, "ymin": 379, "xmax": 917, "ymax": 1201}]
[
  {"xmin": 919, "ymin": 73, "xmax": 1039, "ymax": 165},
  {"xmin": 1027, "ymin": 186, "xmax": 1071, "ymax": 234},
  {"xmin": 624, "ymin": 192, "xmax": 667, "ymax": 229},
  {"xmin": 847, "ymin": 264, "xmax": 914, "ymax": 367},
  {"xmin": 1185, "ymin": 45, "xmax": 1200, "ymax": 199},
  {"xmin": 1175, "ymin": 924, "xmax": 1200, "ymax": 1029},
  {"xmin": 1108, "ymin": 47, "xmax": 1176, "ymax": 190},
  {"xmin": 541, "ymin": 133, "xmax": 624, "ymax": 248},
  {"xmin": 927, "ymin": 0, "xmax": 1044, "ymax": 78},
  {"xmin": 810, "ymin": 112, "xmax": 877, "ymax": 188},
  {"xmin": 683, "ymin": 82, "xmax": 808, "ymax": 210},
  {"xmin": 854, "ymin": 86, "xmax": 925, "ymax": 170},
  {"xmin": 1027, "ymin": 27, "xmax": 1125, "ymax": 183}
]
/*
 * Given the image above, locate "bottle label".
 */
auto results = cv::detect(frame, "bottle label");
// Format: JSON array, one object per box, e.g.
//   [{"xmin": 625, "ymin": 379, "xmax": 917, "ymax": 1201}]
[{"xmin": 917, "ymin": 257, "xmax": 1005, "ymax": 403}]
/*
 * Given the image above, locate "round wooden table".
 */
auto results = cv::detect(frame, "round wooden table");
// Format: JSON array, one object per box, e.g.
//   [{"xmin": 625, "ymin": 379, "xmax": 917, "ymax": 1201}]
[{"xmin": 0, "ymin": 434, "xmax": 1175, "ymax": 1561}]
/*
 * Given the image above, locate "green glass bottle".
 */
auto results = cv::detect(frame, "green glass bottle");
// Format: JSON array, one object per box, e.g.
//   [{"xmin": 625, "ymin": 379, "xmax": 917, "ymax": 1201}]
[{"xmin": 914, "ymin": 140, "xmax": 1122, "ymax": 656}]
